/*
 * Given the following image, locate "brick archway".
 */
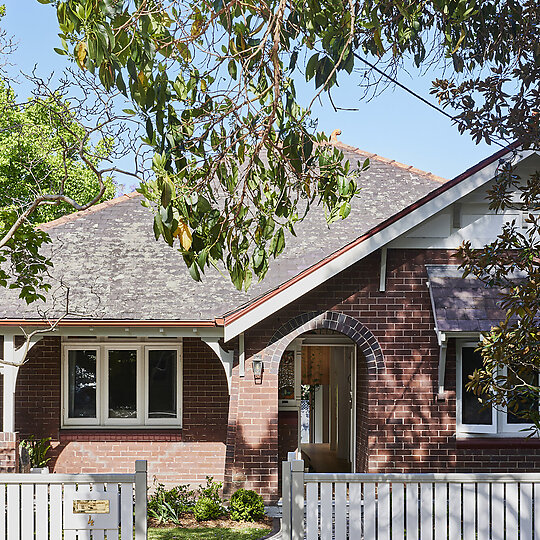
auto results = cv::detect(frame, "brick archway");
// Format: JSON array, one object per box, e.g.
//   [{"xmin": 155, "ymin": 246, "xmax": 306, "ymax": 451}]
[{"xmin": 266, "ymin": 310, "xmax": 384, "ymax": 373}]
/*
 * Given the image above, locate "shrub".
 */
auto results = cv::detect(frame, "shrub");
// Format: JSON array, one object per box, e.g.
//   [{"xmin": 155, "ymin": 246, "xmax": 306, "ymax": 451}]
[
  {"xmin": 193, "ymin": 496, "xmax": 225, "ymax": 521},
  {"xmin": 147, "ymin": 482, "xmax": 196, "ymax": 524},
  {"xmin": 229, "ymin": 489, "xmax": 265, "ymax": 522},
  {"xmin": 197, "ymin": 476, "xmax": 223, "ymax": 502}
]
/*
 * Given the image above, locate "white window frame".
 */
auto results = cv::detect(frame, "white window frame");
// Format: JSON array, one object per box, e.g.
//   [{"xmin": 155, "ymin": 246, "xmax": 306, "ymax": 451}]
[
  {"xmin": 62, "ymin": 340, "xmax": 183, "ymax": 428},
  {"xmin": 457, "ymin": 340, "xmax": 536, "ymax": 437},
  {"xmin": 63, "ymin": 345, "xmax": 101, "ymax": 427},
  {"xmin": 103, "ymin": 345, "xmax": 144, "ymax": 426},
  {"xmin": 144, "ymin": 345, "xmax": 182, "ymax": 426},
  {"xmin": 456, "ymin": 341, "xmax": 497, "ymax": 435}
]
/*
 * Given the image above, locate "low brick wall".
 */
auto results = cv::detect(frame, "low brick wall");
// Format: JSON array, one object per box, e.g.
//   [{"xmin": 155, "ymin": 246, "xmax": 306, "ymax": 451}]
[{"xmin": 0, "ymin": 432, "xmax": 18, "ymax": 472}]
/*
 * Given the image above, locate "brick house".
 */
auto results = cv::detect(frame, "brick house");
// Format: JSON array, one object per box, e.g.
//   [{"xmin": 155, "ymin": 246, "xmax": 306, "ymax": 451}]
[{"xmin": 0, "ymin": 141, "xmax": 538, "ymax": 502}]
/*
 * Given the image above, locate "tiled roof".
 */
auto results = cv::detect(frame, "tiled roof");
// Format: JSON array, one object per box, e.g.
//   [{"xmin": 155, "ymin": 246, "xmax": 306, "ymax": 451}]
[
  {"xmin": 0, "ymin": 143, "xmax": 446, "ymax": 322},
  {"xmin": 426, "ymin": 265, "xmax": 511, "ymax": 333}
]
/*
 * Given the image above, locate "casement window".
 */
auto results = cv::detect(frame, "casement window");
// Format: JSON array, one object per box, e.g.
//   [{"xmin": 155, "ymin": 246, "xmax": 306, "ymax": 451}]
[
  {"xmin": 63, "ymin": 342, "xmax": 182, "ymax": 428},
  {"xmin": 457, "ymin": 341, "xmax": 536, "ymax": 436}
]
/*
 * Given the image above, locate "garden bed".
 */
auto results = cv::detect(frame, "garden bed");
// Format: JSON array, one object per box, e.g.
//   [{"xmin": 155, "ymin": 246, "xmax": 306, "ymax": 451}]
[
  {"xmin": 149, "ymin": 515, "xmax": 273, "ymax": 530},
  {"xmin": 149, "ymin": 515, "xmax": 273, "ymax": 539}
]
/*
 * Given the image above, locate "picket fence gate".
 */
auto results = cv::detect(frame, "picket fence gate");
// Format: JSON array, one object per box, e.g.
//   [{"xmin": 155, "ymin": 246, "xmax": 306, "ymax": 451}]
[
  {"xmin": 282, "ymin": 458, "xmax": 540, "ymax": 540},
  {"xmin": 0, "ymin": 460, "xmax": 147, "ymax": 539}
]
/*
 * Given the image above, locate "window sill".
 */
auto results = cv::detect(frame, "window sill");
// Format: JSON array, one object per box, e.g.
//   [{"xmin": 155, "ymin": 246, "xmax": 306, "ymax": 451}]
[{"xmin": 59, "ymin": 428, "xmax": 182, "ymax": 443}]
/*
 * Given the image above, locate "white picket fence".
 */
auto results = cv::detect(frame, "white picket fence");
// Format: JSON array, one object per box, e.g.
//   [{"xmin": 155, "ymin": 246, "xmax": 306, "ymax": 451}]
[
  {"xmin": 0, "ymin": 460, "xmax": 147, "ymax": 539},
  {"xmin": 282, "ymin": 458, "xmax": 540, "ymax": 540}
]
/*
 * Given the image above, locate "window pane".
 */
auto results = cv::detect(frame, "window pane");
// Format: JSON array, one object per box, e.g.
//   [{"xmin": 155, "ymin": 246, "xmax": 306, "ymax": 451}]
[
  {"xmin": 68, "ymin": 350, "xmax": 97, "ymax": 418},
  {"xmin": 148, "ymin": 350, "xmax": 177, "ymax": 418},
  {"xmin": 108, "ymin": 350, "xmax": 137, "ymax": 419},
  {"xmin": 507, "ymin": 370, "xmax": 538, "ymax": 424},
  {"xmin": 462, "ymin": 347, "xmax": 492, "ymax": 425}
]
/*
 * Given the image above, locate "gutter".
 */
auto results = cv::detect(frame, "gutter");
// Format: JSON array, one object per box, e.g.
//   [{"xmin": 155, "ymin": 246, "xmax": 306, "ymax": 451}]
[{"xmin": 0, "ymin": 319, "xmax": 222, "ymax": 327}]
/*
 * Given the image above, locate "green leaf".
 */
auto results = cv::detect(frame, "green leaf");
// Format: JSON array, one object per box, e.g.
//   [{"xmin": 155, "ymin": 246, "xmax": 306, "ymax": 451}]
[
  {"xmin": 305, "ymin": 53, "xmax": 319, "ymax": 81},
  {"xmin": 228, "ymin": 60, "xmax": 237, "ymax": 80},
  {"xmin": 339, "ymin": 202, "xmax": 351, "ymax": 219},
  {"xmin": 270, "ymin": 228, "xmax": 285, "ymax": 257},
  {"xmin": 161, "ymin": 180, "xmax": 173, "ymax": 208},
  {"xmin": 188, "ymin": 261, "xmax": 201, "ymax": 281}
]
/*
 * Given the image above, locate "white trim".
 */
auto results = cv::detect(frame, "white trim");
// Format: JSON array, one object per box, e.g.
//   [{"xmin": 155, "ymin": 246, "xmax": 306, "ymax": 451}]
[
  {"xmin": 438, "ymin": 341, "xmax": 447, "ymax": 398},
  {"xmin": 2, "ymin": 333, "xmax": 43, "ymax": 433},
  {"xmin": 103, "ymin": 345, "xmax": 142, "ymax": 426},
  {"xmin": 62, "ymin": 345, "xmax": 101, "ymax": 426},
  {"xmin": 456, "ymin": 341, "xmax": 497, "ymax": 435},
  {"xmin": 201, "ymin": 337, "xmax": 234, "ymax": 393},
  {"xmin": 379, "ymin": 247, "xmax": 387, "ymax": 292},
  {"xmin": 61, "ymin": 340, "xmax": 183, "ymax": 429},
  {"xmin": 14, "ymin": 325, "xmax": 222, "ymax": 340},
  {"xmin": 224, "ymin": 149, "xmax": 533, "ymax": 341},
  {"xmin": 239, "ymin": 333, "xmax": 245, "ymax": 377},
  {"xmin": 456, "ymin": 341, "xmax": 538, "ymax": 438},
  {"xmin": 351, "ymin": 346, "xmax": 357, "ymax": 473},
  {"xmin": 144, "ymin": 345, "xmax": 183, "ymax": 426}
]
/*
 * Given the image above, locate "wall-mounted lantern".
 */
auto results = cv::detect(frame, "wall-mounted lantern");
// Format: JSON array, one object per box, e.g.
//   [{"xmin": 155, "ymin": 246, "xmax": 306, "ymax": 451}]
[{"xmin": 252, "ymin": 355, "xmax": 263, "ymax": 382}]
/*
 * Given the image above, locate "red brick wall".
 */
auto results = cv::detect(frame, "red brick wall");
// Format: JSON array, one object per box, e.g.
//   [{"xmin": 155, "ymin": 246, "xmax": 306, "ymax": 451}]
[
  {"xmin": 278, "ymin": 411, "xmax": 298, "ymax": 469},
  {"xmin": 227, "ymin": 248, "xmax": 540, "ymax": 501},
  {"xmin": 5, "ymin": 248, "xmax": 540, "ymax": 498},
  {"xmin": 15, "ymin": 337, "xmax": 61, "ymax": 441},
  {"xmin": 8, "ymin": 336, "xmax": 230, "ymax": 486}
]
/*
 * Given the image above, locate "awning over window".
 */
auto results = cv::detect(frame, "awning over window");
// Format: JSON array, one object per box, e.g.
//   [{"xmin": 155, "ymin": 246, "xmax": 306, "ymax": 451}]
[{"xmin": 425, "ymin": 264, "xmax": 507, "ymax": 335}]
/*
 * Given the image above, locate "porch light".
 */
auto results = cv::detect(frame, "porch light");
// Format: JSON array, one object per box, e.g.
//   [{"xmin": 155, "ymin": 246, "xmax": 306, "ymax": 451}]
[{"xmin": 252, "ymin": 355, "xmax": 263, "ymax": 381}]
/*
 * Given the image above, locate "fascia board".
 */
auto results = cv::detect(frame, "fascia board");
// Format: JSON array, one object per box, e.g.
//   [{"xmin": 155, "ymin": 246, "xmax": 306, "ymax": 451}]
[
  {"xmin": 4, "ymin": 325, "xmax": 224, "ymax": 340},
  {"xmin": 223, "ymin": 148, "xmax": 522, "ymax": 342}
]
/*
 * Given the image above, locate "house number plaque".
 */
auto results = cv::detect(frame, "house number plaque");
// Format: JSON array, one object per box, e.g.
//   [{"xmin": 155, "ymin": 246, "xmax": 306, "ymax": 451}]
[
  {"xmin": 73, "ymin": 499, "xmax": 110, "ymax": 514},
  {"xmin": 64, "ymin": 489, "xmax": 119, "ymax": 530}
]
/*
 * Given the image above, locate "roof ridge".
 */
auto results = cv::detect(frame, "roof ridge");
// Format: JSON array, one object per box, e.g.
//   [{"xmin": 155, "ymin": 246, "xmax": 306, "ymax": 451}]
[
  {"xmin": 333, "ymin": 141, "xmax": 448, "ymax": 184},
  {"xmin": 38, "ymin": 191, "xmax": 141, "ymax": 231}
]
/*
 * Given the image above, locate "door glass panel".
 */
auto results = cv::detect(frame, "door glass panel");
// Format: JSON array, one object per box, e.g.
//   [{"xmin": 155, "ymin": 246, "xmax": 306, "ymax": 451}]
[
  {"xmin": 148, "ymin": 350, "xmax": 177, "ymax": 418},
  {"xmin": 462, "ymin": 347, "xmax": 492, "ymax": 425},
  {"xmin": 68, "ymin": 350, "xmax": 97, "ymax": 418},
  {"xmin": 108, "ymin": 350, "xmax": 137, "ymax": 419}
]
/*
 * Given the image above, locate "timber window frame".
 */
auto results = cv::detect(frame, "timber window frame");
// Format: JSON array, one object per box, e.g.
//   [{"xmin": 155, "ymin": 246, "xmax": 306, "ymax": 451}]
[{"xmin": 62, "ymin": 340, "xmax": 183, "ymax": 428}]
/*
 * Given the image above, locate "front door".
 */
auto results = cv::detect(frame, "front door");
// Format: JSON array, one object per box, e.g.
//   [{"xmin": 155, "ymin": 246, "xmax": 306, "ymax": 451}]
[{"xmin": 299, "ymin": 343, "xmax": 356, "ymax": 473}]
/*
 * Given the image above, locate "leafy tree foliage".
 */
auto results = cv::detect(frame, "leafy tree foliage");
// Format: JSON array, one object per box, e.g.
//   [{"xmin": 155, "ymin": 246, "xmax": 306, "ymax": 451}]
[
  {"xmin": 44, "ymin": 1, "xmax": 540, "ymax": 423},
  {"xmin": 458, "ymin": 163, "xmax": 540, "ymax": 431},
  {"xmin": 44, "ymin": 0, "xmax": 539, "ymax": 291},
  {"xmin": 0, "ymin": 73, "xmax": 121, "ymax": 303},
  {"xmin": 0, "ymin": 82, "xmax": 116, "ymax": 225}
]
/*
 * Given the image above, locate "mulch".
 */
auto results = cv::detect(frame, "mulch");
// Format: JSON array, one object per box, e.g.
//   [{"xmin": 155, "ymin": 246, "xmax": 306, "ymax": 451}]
[{"xmin": 148, "ymin": 515, "xmax": 274, "ymax": 530}]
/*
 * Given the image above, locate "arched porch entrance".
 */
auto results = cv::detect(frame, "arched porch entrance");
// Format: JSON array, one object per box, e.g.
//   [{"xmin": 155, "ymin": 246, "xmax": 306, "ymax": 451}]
[{"xmin": 271, "ymin": 311, "xmax": 384, "ymax": 475}]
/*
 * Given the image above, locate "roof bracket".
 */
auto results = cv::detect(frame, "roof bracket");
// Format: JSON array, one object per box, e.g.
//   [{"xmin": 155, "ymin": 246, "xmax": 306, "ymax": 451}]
[
  {"xmin": 239, "ymin": 333, "xmax": 245, "ymax": 377},
  {"xmin": 202, "ymin": 337, "xmax": 234, "ymax": 393},
  {"xmin": 437, "ymin": 336, "xmax": 448, "ymax": 400},
  {"xmin": 379, "ymin": 246, "xmax": 388, "ymax": 292}
]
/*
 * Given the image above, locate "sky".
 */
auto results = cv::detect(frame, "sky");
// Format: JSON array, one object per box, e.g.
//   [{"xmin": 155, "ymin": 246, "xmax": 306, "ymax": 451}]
[{"xmin": 4, "ymin": 1, "xmax": 496, "ymax": 186}]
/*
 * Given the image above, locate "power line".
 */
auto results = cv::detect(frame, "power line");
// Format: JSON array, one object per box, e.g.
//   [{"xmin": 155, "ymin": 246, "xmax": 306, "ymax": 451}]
[{"xmin": 352, "ymin": 52, "xmax": 507, "ymax": 149}]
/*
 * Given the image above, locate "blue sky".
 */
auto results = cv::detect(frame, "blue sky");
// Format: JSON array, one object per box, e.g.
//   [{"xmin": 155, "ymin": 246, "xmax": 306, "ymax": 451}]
[{"xmin": 4, "ymin": 1, "xmax": 495, "ymax": 184}]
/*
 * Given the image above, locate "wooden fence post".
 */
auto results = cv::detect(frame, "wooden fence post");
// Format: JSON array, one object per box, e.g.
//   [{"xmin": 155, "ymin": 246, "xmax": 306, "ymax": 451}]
[
  {"xmin": 291, "ymin": 460, "xmax": 304, "ymax": 540},
  {"xmin": 134, "ymin": 460, "xmax": 147, "ymax": 540},
  {"xmin": 282, "ymin": 460, "xmax": 292, "ymax": 540}
]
